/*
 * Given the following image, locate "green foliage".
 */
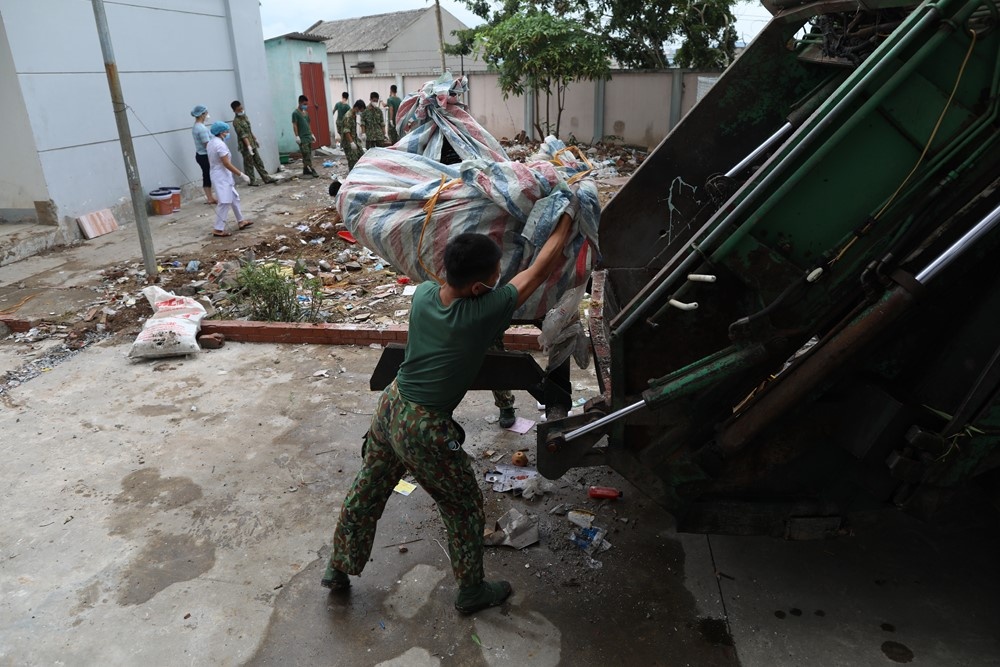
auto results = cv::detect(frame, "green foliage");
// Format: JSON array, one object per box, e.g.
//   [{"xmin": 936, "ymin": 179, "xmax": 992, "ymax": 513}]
[
  {"xmin": 231, "ymin": 262, "xmax": 321, "ymax": 323},
  {"xmin": 459, "ymin": 0, "xmax": 737, "ymax": 70},
  {"xmin": 476, "ymin": 12, "xmax": 610, "ymax": 138}
]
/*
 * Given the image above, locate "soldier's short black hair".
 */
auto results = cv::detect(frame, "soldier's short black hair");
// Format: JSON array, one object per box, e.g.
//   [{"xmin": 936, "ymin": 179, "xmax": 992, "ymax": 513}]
[
  {"xmin": 341, "ymin": 91, "xmax": 349, "ymax": 99},
  {"xmin": 353, "ymin": 100, "xmax": 366, "ymax": 111},
  {"xmin": 298, "ymin": 95, "xmax": 308, "ymax": 103},
  {"xmin": 444, "ymin": 233, "xmax": 502, "ymax": 288},
  {"xmin": 370, "ymin": 92, "xmax": 379, "ymax": 101},
  {"xmin": 230, "ymin": 100, "xmax": 242, "ymax": 111},
  {"xmin": 390, "ymin": 85, "xmax": 397, "ymax": 93}
]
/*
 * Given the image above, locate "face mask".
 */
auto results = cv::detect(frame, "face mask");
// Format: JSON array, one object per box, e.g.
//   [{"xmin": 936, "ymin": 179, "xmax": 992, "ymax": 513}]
[
  {"xmin": 478, "ymin": 276, "xmax": 500, "ymax": 293},
  {"xmin": 205, "ymin": 114, "xmax": 211, "ymax": 121},
  {"xmin": 237, "ymin": 111, "xmax": 245, "ymax": 116},
  {"xmin": 300, "ymin": 104, "xmax": 308, "ymax": 111}
]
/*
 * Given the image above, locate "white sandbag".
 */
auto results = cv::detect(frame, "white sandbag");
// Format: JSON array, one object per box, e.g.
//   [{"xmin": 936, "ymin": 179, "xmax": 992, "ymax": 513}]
[{"xmin": 128, "ymin": 286, "xmax": 207, "ymax": 359}]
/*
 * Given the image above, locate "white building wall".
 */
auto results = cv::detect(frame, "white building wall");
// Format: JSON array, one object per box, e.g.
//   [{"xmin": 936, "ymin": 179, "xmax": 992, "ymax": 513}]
[
  {"xmin": 0, "ymin": 18, "xmax": 45, "ymax": 218},
  {"xmin": 0, "ymin": 0, "xmax": 274, "ymax": 235}
]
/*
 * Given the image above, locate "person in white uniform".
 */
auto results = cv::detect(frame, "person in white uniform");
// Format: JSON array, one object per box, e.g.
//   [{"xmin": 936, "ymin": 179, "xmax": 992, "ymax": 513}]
[{"xmin": 207, "ymin": 121, "xmax": 252, "ymax": 237}]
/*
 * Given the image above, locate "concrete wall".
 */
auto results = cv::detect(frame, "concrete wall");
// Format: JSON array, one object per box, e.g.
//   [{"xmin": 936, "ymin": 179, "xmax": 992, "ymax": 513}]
[
  {"xmin": 465, "ymin": 69, "xmax": 719, "ymax": 149},
  {"xmin": 0, "ymin": 0, "xmax": 275, "ymax": 235},
  {"xmin": 265, "ymin": 37, "xmax": 328, "ymax": 154},
  {"xmin": 0, "ymin": 18, "xmax": 46, "ymax": 219}
]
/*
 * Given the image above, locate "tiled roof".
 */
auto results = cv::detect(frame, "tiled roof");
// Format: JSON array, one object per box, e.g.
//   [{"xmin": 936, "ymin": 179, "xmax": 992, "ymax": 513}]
[
  {"xmin": 305, "ymin": 9, "xmax": 428, "ymax": 54},
  {"xmin": 265, "ymin": 32, "xmax": 329, "ymax": 43}
]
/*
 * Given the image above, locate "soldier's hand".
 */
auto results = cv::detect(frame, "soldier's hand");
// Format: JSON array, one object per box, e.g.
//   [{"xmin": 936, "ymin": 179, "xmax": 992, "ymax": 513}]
[
  {"xmin": 248, "ymin": 146, "xmax": 254, "ymax": 156},
  {"xmin": 239, "ymin": 173, "xmax": 251, "ymax": 185}
]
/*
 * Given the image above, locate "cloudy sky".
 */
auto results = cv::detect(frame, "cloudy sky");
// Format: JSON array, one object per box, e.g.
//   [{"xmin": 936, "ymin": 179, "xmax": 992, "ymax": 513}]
[{"xmin": 259, "ymin": 0, "xmax": 773, "ymax": 46}]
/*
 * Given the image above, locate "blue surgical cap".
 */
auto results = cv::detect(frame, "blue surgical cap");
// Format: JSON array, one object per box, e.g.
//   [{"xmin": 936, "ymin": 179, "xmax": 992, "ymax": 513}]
[
  {"xmin": 210, "ymin": 121, "xmax": 230, "ymax": 136},
  {"xmin": 191, "ymin": 105, "xmax": 208, "ymax": 117}
]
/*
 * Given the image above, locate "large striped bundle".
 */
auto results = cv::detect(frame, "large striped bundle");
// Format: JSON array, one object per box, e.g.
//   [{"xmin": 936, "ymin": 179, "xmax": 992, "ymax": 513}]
[{"xmin": 336, "ymin": 76, "xmax": 600, "ymax": 321}]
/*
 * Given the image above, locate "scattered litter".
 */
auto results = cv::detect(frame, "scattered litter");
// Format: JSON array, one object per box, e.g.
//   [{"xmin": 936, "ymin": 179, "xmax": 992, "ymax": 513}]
[
  {"xmin": 393, "ymin": 479, "xmax": 417, "ymax": 496},
  {"xmin": 588, "ymin": 486, "xmax": 623, "ymax": 500},
  {"xmin": 484, "ymin": 465, "xmax": 539, "ymax": 494},
  {"xmin": 567, "ymin": 509, "xmax": 595, "ymax": 528},
  {"xmin": 483, "ymin": 508, "xmax": 539, "ymax": 549},
  {"xmin": 505, "ymin": 417, "xmax": 536, "ymax": 434},
  {"xmin": 313, "ymin": 369, "xmax": 330, "ymax": 378},
  {"xmin": 402, "ymin": 285, "xmax": 417, "ymax": 296},
  {"xmin": 322, "ymin": 161, "xmax": 335, "ymax": 167},
  {"xmin": 185, "ymin": 260, "xmax": 200, "ymax": 273},
  {"xmin": 548, "ymin": 503, "xmax": 569, "ymax": 515},
  {"xmin": 511, "ymin": 451, "xmax": 529, "ymax": 467},
  {"xmin": 337, "ymin": 230, "xmax": 358, "ymax": 244},
  {"xmin": 489, "ymin": 451, "xmax": 505, "ymax": 463}
]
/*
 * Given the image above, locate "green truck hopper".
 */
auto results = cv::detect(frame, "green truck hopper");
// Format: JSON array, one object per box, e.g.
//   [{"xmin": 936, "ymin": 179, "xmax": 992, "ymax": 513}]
[{"xmin": 537, "ymin": 0, "xmax": 1000, "ymax": 537}]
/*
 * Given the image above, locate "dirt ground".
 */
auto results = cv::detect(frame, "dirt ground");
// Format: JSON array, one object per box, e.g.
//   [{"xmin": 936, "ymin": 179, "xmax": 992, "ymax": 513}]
[{"xmin": 5, "ymin": 138, "xmax": 637, "ymax": 344}]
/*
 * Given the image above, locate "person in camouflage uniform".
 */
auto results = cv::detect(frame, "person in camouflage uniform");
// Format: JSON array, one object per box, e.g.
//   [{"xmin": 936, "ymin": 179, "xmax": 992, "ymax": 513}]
[
  {"xmin": 341, "ymin": 100, "xmax": 365, "ymax": 171},
  {"xmin": 230, "ymin": 101, "xmax": 275, "ymax": 186},
  {"xmin": 360, "ymin": 91, "xmax": 387, "ymax": 150},
  {"xmin": 385, "ymin": 84, "xmax": 402, "ymax": 144},
  {"xmin": 292, "ymin": 94, "xmax": 319, "ymax": 179},
  {"xmin": 323, "ymin": 211, "xmax": 576, "ymax": 614}
]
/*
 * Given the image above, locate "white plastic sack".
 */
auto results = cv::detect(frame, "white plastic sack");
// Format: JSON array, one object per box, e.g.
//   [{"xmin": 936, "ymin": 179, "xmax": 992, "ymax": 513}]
[
  {"xmin": 538, "ymin": 283, "xmax": 590, "ymax": 371},
  {"xmin": 128, "ymin": 286, "xmax": 207, "ymax": 359}
]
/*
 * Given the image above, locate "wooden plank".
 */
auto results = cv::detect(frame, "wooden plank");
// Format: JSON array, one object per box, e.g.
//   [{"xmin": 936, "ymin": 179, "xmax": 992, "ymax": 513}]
[{"xmin": 77, "ymin": 209, "xmax": 119, "ymax": 239}]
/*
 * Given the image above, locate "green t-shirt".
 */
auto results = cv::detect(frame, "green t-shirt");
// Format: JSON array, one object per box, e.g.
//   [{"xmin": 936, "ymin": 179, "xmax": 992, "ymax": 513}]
[
  {"xmin": 386, "ymin": 95, "xmax": 401, "ymax": 122},
  {"xmin": 292, "ymin": 108, "xmax": 312, "ymax": 141},
  {"xmin": 334, "ymin": 101, "xmax": 350, "ymax": 122},
  {"xmin": 396, "ymin": 281, "xmax": 518, "ymax": 413}
]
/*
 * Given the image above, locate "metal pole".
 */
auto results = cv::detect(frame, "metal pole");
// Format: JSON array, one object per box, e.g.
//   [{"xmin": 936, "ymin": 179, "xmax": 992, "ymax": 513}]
[
  {"xmin": 341, "ymin": 53, "xmax": 350, "ymax": 100},
  {"xmin": 434, "ymin": 0, "xmax": 446, "ymax": 73},
  {"xmin": 90, "ymin": 0, "xmax": 157, "ymax": 279}
]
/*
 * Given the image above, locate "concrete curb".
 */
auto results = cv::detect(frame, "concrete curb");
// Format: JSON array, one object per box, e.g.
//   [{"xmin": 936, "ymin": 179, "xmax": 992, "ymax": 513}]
[{"xmin": 1, "ymin": 315, "xmax": 542, "ymax": 350}]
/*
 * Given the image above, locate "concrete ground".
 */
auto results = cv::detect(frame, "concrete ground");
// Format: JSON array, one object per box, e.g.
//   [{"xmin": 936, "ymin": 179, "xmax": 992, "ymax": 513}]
[{"xmin": 2, "ymin": 169, "xmax": 1000, "ymax": 666}]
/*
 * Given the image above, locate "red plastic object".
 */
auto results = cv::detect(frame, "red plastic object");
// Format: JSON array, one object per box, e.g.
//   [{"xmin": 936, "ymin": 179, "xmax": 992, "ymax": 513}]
[
  {"xmin": 396, "ymin": 276, "xmax": 412, "ymax": 285},
  {"xmin": 337, "ymin": 230, "xmax": 357, "ymax": 244},
  {"xmin": 588, "ymin": 486, "xmax": 623, "ymax": 500}
]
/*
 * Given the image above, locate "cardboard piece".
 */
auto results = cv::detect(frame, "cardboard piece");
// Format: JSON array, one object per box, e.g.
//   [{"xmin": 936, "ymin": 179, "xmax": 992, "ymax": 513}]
[{"xmin": 483, "ymin": 508, "xmax": 539, "ymax": 549}]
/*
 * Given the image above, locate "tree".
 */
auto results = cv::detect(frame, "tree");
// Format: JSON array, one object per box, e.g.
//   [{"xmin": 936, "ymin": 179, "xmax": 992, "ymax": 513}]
[
  {"xmin": 475, "ymin": 12, "xmax": 611, "ymax": 139},
  {"xmin": 458, "ymin": 0, "xmax": 737, "ymax": 70}
]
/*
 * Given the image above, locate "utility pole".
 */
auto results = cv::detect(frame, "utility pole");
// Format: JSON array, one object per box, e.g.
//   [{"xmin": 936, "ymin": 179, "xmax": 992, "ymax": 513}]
[
  {"xmin": 434, "ymin": 0, "xmax": 446, "ymax": 73},
  {"xmin": 91, "ymin": 0, "xmax": 157, "ymax": 279}
]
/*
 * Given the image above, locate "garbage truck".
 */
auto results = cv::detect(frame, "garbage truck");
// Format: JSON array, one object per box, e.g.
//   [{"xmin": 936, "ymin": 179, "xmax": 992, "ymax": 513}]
[{"xmin": 532, "ymin": 0, "xmax": 1000, "ymax": 537}]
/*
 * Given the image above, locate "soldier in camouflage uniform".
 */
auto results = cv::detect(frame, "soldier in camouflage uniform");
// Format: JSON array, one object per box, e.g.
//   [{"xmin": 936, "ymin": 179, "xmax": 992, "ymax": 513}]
[
  {"xmin": 341, "ymin": 100, "xmax": 365, "ymax": 171},
  {"xmin": 360, "ymin": 92, "xmax": 387, "ymax": 150},
  {"xmin": 323, "ymin": 212, "xmax": 576, "ymax": 614},
  {"xmin": 230, "ymin": 101, "xmax": 275, "ymax": 186}
]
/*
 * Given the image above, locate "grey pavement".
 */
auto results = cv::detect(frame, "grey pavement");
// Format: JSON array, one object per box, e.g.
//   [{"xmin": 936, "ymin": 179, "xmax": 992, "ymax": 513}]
[{"xmin": 1, "ymin": 173, "xmax": 999, "ymax": 665}]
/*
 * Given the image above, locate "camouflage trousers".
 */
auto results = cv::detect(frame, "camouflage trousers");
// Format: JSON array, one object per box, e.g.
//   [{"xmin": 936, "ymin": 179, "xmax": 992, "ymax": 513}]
[
  {"xmin": 298, "ymin": 140, "xmax": 314, "ymax": 170},
  {"xmin": 345, "ymin": 141, "xmax": 364, "ymax": 171},
  {"xmin": 239, "ymin": 149, "xmax": 270, "ymax": 184},
  {"xmin": 326, "ymin": 381, "xmax": 485, "ymax": 588},
  {"xmin": 388, "ymin": 123, "xmax": 399, "ymax": 145},
  {"xmin": 491, "ymin": 335, "xmax": 514, "ymax": 410}
]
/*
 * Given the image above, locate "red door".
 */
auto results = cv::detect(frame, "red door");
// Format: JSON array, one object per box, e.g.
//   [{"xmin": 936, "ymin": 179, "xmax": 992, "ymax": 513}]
[{"xmin": 300, "ymin": 62, "xmax": 330, "ymax": 149}]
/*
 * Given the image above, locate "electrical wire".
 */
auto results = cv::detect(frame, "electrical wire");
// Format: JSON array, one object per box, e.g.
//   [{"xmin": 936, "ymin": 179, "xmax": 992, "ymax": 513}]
[{"xmin": 116, "ymin": 102, "xmax": 197, "ymax": 184}]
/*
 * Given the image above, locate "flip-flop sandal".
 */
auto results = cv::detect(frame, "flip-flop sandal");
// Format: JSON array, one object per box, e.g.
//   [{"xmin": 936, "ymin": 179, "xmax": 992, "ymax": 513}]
[
  {"xmin": 212, "ymin": 230, "xmax": 232, "ymax": 237},
  {"xmin": 238, "ymin": 221, "xmax": 254, "ymax": 230}
]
